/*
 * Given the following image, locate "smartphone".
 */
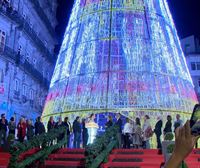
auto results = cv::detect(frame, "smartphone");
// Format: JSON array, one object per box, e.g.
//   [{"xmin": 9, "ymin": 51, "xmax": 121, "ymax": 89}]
[{"xmin": 190, "ymin": 104, "xmax": 200, "ymax": 136}]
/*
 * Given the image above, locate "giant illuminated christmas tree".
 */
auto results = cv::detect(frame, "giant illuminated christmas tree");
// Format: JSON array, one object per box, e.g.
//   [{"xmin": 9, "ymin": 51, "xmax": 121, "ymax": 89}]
[{"xmin": 42, "ymin": 0, "xmax": 198, "ymax": 122}]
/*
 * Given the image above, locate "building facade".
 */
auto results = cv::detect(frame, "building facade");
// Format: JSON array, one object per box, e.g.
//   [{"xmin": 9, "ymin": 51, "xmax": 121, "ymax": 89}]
[
  {"xmin": 181, "ymin": 35, "xmax": 200, "ymax": 102},
  {"xmin": 0, "ymin": 0, "xmax": 57, "ymax": 121}
]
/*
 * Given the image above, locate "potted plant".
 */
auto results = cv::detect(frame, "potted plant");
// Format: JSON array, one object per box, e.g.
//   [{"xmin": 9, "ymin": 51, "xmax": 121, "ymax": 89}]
[
  {"xmin": 167, "ymin": 144, "xmax": 188, "ymax": 168},
  {"xmin": 7, "ymin": 134, "xmax": 15, "ymax": 151},
  {"xmin": 162, "ymin": 132, "xmax": 175, "ymax": 162}
]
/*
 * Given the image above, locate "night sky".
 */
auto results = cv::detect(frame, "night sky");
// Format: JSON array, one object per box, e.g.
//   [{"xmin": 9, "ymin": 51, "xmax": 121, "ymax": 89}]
[{"xmin": 55, "ymin": 0, "xmax": 200, "ymax": 50}]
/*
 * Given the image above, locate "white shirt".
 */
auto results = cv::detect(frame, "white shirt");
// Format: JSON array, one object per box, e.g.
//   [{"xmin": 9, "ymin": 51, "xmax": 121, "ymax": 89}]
[{"xmin": 123, "ymin": 123, "xmax": 133, "ymax": 134}]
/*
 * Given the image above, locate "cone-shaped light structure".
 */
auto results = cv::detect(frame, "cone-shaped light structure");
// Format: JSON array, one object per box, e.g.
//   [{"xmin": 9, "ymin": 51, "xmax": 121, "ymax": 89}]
[{"xmin": 42, "ymin": 0, "xmax": 198, "ymax": 121}]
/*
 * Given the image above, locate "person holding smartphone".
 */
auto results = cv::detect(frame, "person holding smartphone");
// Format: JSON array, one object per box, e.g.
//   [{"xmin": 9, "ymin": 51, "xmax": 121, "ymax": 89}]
[
  {"xmin": 165, "ymin": 121, "xmax": 199, "ymax": 168},
  {"xmin": 165, "ymin": 104, "xmax": 200, "ymax": 168}
]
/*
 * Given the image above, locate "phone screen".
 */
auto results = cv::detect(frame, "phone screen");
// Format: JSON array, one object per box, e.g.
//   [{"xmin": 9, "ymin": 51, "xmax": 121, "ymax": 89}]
[{"xmin": 190, "ymin": 104, "xmax": 200, "ymax": 136}]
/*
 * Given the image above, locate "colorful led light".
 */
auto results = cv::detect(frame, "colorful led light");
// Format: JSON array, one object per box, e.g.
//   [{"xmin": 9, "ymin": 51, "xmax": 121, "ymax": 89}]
[{"xmin": 42, "ymin": 0, "xmax": 198, "ymax": 121}]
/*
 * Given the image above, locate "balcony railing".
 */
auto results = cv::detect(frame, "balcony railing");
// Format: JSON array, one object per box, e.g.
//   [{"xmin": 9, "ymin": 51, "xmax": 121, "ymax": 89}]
[
  {"xmin": 2, "ymin": 45, "xmax": 50, "ymax": 90},
  {"xmin": 29, "ymin": 0, "xmax": 56, "ymax": 39},
  {"xmin": 0, "ymin": 6, "xmax": 55, "ymax": 64}
]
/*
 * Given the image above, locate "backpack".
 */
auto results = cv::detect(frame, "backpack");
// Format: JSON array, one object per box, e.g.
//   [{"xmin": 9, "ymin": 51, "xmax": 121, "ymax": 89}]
[{"xmin": 145, "ymin": 126, "xmax": 153, "ymax": 138}]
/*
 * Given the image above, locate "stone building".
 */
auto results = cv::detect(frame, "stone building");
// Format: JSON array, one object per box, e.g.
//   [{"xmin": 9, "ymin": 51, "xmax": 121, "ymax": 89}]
[
  {"xmin": 0, "ymin": 0, "xmax": 57, "ymax": 121},
  {"xmin": 181, "ymin": 35, "xmax": 200, "ymax": 102}
]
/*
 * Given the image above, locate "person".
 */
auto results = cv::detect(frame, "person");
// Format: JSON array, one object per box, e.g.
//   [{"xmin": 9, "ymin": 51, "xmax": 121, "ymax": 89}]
[
  {"xmin": 73, "ymin": 116, "xmax": 81, "ymax": 148},
  {"xmin": 115, "ymin": 113, "xmax": 122, "ymax": 148},
  {"xmin": 55, "ymin": 117, "xmax": 64, "ymax": 129},
  {"xmin": 47, "ymin": 116, "xmax": 55, "ymax": 132},
  {"xmin": 86, "ymin": 114, "xmax": 99, "ymax": 144},
  {"xmin": 132, "ymin": 117, "xmax": 142, "ymax": 149},
  {"xmin": 123, "ymin": 118, "xmax": 132, "ymax": 149},
  {"xmin": 105, "ymin": 115, "xmax": 113, "ymax": 130},
  {"xmin": 163, "ymin": 115, "xmax": 172, "ymax": 135},
  {"xmin": 35, "ymin": 117, "xmax": 39, "ymax": 135},
  {"xmin": 17, "ymin": 118, "xmax": 26, "ymax": 143},
  {"xmin": 82, "ymin": 118, "xmax": 88, "ymax": 148},
  {"xmin": 142, "ymin": 115, "xmax": 152, "ymax": 149},
  {"xmin": 63, "ymin": 117, "xmax": 71, "ymax": 148},
  {"xmin": 27, "ymin": 120, "xmax": 34, "ymax": 140},
  {"xmin": 8, "ymin": 117, "xmax": 16, "ymax": 135},
  {"xmin": 174, "ymin": 114, "xmax": 183, "ymax": 131},
  {"xmin": 154, "ymin": 116, "xmax": 163, "ymax": 149},
  {"xmin": 0, "ymin": 114, "xmax": 8, "ymax": 147},
  {"xmin": 56, "ymin": 117, "xmax": 64, "ymax": 142},
  {"xmin": 165, "ymin": 121, "xmax": 199, "ymax": 168},
  {"xmin": 35, "ymin": 117, "xmax": 45, "ymax": 135}
]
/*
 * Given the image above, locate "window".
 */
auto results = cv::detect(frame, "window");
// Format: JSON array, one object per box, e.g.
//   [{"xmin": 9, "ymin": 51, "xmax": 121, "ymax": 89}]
[
  {"xmin": 198, "ymin": 79, "xmax": 200, "ymax": 87},
  {"xmin": 22, "ymin": 84, "xmax": 27, "ymax": 96},
  {"xmin": 184, "ymin": 44, "xmax": 190, "ymax": 53},
  {"xmin": 33, "ymin": 59, "xmax": 36, "ymax": 66},
  {"xmin": 0, "ymin": 69, "xmax": 3, "ymax": 83},
  {"xmin": 191, "ymin": 62, "xmax": 196, "ymax": 70},
  {"xmin": 197, "ymin": 62, "xmax": 200, "ymax": 70},
  {"xmin": 30, "ymin": 89, "xmax": 34, "ymax": 100},
  {"xmin": 26, "ymin": 53, "xmax": 29, "ymax": 62},
  {"xmin": 0, "ymin": 30, "xmax": 6, "ymax": 52},
  {"xmin": 15, "ymin": 79, "xmax": 19, "ymax": 91},
  {"xmin": 191, "ymin": 62, "xmax": 200, "ymax": 71},
  {"xmin": 18, "ymin": 45, "xmax": 22, "ymax": 55}
]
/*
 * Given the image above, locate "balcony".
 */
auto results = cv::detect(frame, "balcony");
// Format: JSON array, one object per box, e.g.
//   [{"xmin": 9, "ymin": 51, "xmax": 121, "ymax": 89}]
[
  {"xmin": 29, "ymin": 0, "xmax": 56, "ymax": 39},
  {"xmin": 1, "ymin": 45, "xmax": 50, "ymax": 90},
  {"xmin": 0, "ymin": 6, "xmax": 55, "ymax": 64}
]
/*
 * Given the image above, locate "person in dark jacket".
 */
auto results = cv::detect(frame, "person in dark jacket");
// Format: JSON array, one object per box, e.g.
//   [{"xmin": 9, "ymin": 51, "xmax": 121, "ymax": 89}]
[
  {"xmin": 73, "ymin": 116, "xmax": 81, "ymax": 148},
  {"xmin": 115, "ymin": 113, "xmax": 122, "ymax": 148},
  {"xmin": 154, "ymin": 117, "xmax": 163, "ymax": 149},
  {"xmin": 56, "ymin": 117, "xmax": 64, "ymax": 142},
  {"xmin": 47, "ymin": 116, "xmax": 55, "ymax": 132},
  {"xmin": 63, "ymin": 117, "xmax": 71, "ymax": 148},
  {"xmin": 163, "ymin": 115, "xmax": 172, "ymax": 135},
  {"xmin": 55, "ymin": 117, "xmax": 64, "ymax": 128},
  {"xmin": 105, "ymin": 115, "xmax": 113, "ymax": 130},
  {"xmin": 174, "ymin": 114, "xmax": 183, "ymax": 132},
  {"xmin": 82, "ymin": 118, "xmax": 88, "ymax": 148},
  {"xmin": 0, "ymin": 114, "xmax": 8, "ymax": 147},
  {"xmin": 35, "ymin": 117, "xmax": 45, "ymax": 135},
  {"xmin": 27, "ymin": 120, "xmax": 34, "ymax": 140},
  {"xmin": 8, "ymin": 117, "xmax": 16, "ymax": 135}
]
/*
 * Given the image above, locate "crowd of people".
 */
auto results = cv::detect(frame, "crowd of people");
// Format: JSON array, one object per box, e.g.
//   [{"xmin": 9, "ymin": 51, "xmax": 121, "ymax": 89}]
[{"xmin": 0, "ymin": 112, "xmax": 185, "ymax": 150}]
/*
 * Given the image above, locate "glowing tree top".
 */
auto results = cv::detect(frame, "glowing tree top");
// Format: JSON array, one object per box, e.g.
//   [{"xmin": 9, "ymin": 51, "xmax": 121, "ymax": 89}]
[{"xmin": 42, "ymin": 0, "xmax": 198, "ymax": 120}]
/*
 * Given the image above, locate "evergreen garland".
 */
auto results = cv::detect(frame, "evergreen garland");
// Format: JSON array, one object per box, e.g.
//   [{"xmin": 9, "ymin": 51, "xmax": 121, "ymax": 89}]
[
  {"xmin": 9, "ymin": 127, "xmax": 67, "ymax": 168},
  {"xmin": 85, "ymin": 126, "xmax": 118, "ymax": 168}
]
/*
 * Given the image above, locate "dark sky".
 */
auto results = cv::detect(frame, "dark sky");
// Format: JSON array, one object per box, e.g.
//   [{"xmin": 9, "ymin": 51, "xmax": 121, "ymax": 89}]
[{"xmin": 56, "ymin": 0, "xmax": 200, "ymax": 48}]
